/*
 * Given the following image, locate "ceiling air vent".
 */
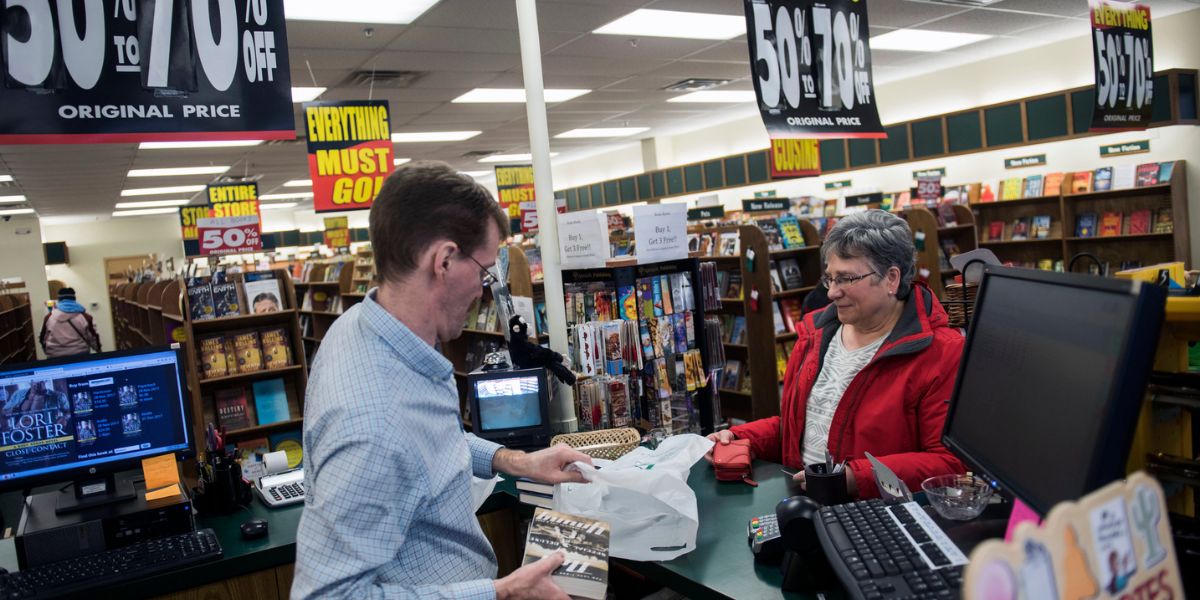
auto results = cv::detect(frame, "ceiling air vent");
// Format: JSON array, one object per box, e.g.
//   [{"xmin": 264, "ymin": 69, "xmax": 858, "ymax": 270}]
[
  {"xmin": 341, "ymin": 70, "xmax": 425, "ymax": 88},
  {"xmin": 662, "ymin": 78, "xmax": 732, "ymax": 92}
]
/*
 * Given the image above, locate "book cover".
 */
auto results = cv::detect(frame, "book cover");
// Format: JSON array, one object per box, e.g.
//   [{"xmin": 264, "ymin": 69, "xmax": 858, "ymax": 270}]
[
  {"xmin": 233, "ymin": 331, "xmax": 264, "ymax": 373},
  {"xmin": 1128, "ymin": 209, "xmax": 1152, "ymax": 235},
  {"xmin": 1157, "ymin": 161, "xmax": 1175, "ymax": 182},
  {"xmin": 1043, "ymin": 173, "xmax": 1065, "ymax": 196},
  {"xmin": 718, "ymin": 232, "xmax": 740, "ymax": 256},
  {"xmin": 186, "ymin": 278, "xmax": 216, "ymax": 321},
  {"xmin": 1135, "ymin": 163, "xmax": 1160, "ymax": 187},
  {"xmin": 772, "ymin": 302, "xmax": 788, "ymax": 334},
  {"xmin": 1070, "ymin": 171, "xmax": 1093, "ymax": 194},
  {"xmin": 523, "ymin": 508, "xmax": 610, "ymax": 600},
  {"xmin": 1023, "ymin": 174, "xmax": 1044, "ymax": 198},
  {"xmin": 1099, "ymin": 212, "xmax": 1123, "ymax": 237},
  {"xmin": 259, "ymin": 327, "xmax": 292, "ymax": 370},
  {"xmin": 199, "ymin": 335, "xmax": 229, "ymax": 379},
  {"xmin": 988, "ymin": 221, "xmax": 1005, "ymax": 242},
  {"xmin": 1076, "ymin": 213, "xmax": 1098, "ymax": 238},
  {"xmin": 779, "ymin": 298, "xmax": 804, "ymax": 332},
  {"xmin": 730, "ymin": 316, "xmax": 747, "ymax": 345},
  {"xmin": 1153, "ymin": 208, "xmax": 1173, "ymax": 234},
  {"xmin": 1031, "ymin": 215, "xmax": 1052, "ymax": 240},
  {"xmin": 721, "ymin": 360, "xmax": 742, "ymax": 391},
  {"xmin": 210, "ymin": 280, "xmax": 241, "ymax": 318},
  {"xmin": 757, "ymin": 218, "xmax": 784, "ymax": 251},
  {"xmin": 215, "ymin": 387, "xmax": 252, "ymax": 430},
  {"xmin": 937, "ymin": 202, "xmax": 958, "ymax": 227},
  {"xmin": 1001, "ymin": 177, "xmax": 1023, "ymax": 200},
  {"xmin": 768, "ymin": 260, "xmax": 783, "ymax": 292},
  {"xmin": 725, "ymin": 272, "xmax": 743, "ymax": 300},
  {"xmin": 236, "ymin": 437, "xmax": 269, "ymax": 464},
  {"xmin": 309, "ymin": 289, "xmax": 331, "ymax": 312},
  {"xmin": 268, "ymin": 429, "xmax": 303, "ymax": 468},
  {"xmin": 1111, "ymin": 164, "xmax": 1135, "ymax": 190},
  {"xmin": 1010, "ymin": 217, "xmax": 1031, "ymax": 241},
  {"xmin": 1093, "ymin": 167, "xmax": 1113, "ymax": 192},
  {"xmin": 979, "ymin": 185, "xmax": 995, "ymax": 203},
  {"xmin": 519, "ymin": 492, "xmax": 554, "ymax": 510},
  {"xmin": 777, "ymin": 216, "xmax": 805, "ymax": 249},
  {"xmin": 939, "ymin": 237, "xmax": 960, "ymax": 258},
  {"xmin": 617, "ymin": 286, "xmax": 636, "ymax": 320},
  {"xmin": 778, "ymin": 258, "xmax": 803, "ymax": 289},
  {"xmin": 243, "ymin": 277, "xmax": 283, "ymax": 313}
]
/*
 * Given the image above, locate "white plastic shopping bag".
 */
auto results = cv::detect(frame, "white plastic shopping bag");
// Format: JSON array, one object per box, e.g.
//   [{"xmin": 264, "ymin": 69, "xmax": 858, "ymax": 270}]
[{"xmin": 554, "ymin": 434, "xmax": 715, "ymax": 561}]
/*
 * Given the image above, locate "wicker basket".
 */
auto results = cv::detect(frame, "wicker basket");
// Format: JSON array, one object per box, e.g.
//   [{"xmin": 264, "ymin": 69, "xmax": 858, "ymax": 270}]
[
  {"xmin": 943, "ymin": 282, "xmax": 978, "ymax": 328},
  {"xmin": 550, "ymin": 427, "xmax": 641, "ymax": 461}
]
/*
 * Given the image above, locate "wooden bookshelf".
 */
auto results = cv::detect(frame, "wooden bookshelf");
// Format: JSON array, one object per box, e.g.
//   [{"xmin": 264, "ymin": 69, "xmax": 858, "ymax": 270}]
[
  {"xmin": 0, "ymin": 281, "xmax": 35, "ymax": 365},
  {"xmin": 295, "ymin": 258, "xmax": 355, "ymax": 364},
  {"xmin": 110, "ymin": 280, "xmax": 186, "ymax": 351},
  {"xmin": 901, "ymin": 205, "xmax": 978, "ymax": 299}
]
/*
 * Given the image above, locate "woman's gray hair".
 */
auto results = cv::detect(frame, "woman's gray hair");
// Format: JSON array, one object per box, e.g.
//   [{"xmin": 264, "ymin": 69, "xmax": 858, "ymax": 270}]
[{"xmin": 821, "ymin": 209, "xmax": 916, "ymax": 298}]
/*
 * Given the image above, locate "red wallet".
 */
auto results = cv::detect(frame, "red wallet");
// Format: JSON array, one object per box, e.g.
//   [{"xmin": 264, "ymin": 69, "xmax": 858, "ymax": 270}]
[{"xmin": 712, "ymin": 439, "xmax": 757, "ymax": 486}]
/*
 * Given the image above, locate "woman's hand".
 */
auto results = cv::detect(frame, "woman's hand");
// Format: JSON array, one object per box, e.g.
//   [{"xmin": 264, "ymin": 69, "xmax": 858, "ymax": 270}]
[{"xmin": 704, "ymin": 430, "xmax": 736, "ymax": 463}]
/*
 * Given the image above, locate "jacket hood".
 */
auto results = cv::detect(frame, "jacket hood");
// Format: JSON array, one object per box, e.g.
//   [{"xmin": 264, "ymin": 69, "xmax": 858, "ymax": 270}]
[
  {"xmin": 56, "ymin": 299, "xmax": 86, "ymax": 314},
  {"xmin": 812, "ymin": 282, "xmax": 949, "ymax": 361}
]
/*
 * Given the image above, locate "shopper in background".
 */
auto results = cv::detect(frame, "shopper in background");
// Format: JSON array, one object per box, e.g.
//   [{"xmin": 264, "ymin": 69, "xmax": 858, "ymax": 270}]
[
  {"xmin": 294, "ymin": 161, "xmax": 592, "ymax": 600},
  {"xmin": 39, "ymin": 287, "xmax": 100, "ymax": 357},
  {"xmin": 708, "ymin": 210, "xmax": 965, "ymax": 499}
]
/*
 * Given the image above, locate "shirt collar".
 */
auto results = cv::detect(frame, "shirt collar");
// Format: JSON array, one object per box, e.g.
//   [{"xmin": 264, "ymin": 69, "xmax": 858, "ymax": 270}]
[{"xmin": 361, "ymin": 289, "xmax": 453, "ymax": 380}]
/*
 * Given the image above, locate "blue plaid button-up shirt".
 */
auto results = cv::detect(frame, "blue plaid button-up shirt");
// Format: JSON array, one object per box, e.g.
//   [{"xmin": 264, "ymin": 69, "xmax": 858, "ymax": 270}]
[{"xmin": 292, "ymin": 290, "xmax": 503, "ymax": 599}]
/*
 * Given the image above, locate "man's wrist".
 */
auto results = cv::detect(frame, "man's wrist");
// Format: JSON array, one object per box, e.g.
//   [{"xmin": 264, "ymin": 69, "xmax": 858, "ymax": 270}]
[{"xmin": 493, "ymin": 448, "xmax": 528, "ymax": 478}]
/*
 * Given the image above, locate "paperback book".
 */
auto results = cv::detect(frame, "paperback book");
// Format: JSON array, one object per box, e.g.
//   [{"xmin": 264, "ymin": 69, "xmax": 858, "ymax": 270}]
[{"xmin": 523, "ymin": 508, "xmax": 610, "ymax": 600}]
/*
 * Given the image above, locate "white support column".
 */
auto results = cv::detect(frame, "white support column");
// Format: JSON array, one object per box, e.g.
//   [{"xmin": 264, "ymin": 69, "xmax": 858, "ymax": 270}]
[{"xmin": 515, "ymin": 0, "xmax": 576, "ymax": 433}]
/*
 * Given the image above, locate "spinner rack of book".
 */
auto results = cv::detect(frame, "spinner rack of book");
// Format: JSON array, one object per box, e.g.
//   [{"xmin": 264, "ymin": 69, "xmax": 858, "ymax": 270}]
[
  {"xmin": 110, "ymin": 280, "xmax": 186, "ymax": 351},
  {"xmin": 900, "ymin": 205, "xmax": 978, "ymax": 299},
  {"xmin": 696, "ymin": 220, "xmax": 823, "ymax": 422},
  {"xmin": 295, "ymin": 257, "xmax": 355, "ymax": 364},
  {"xmin": 974, "ymin": 160, "xmax": 1189, "ymax": 274},
  {"xmin": 0, "ymin": 281, "xmax": 35, "ymax": 365},
  {"xmin": 181, "ymin": 269, "xmax": 308, "ymax": 461}
]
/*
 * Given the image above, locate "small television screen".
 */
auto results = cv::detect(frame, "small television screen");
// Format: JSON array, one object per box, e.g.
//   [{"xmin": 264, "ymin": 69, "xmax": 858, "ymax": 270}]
[{"xmin": 475, "ymin": 375, "xmax": 543, "ymax": 431}]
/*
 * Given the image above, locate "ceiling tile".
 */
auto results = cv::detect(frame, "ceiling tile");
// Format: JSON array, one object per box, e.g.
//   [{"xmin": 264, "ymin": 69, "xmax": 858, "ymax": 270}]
[
  {"xmin": 866, "ymin": 1, "xmax": 970, "ymax": 29},
  {"xmin": 549, "ymin": 35, "xmax": 721, "ymax": 62},
  {"xmin": 916, "ymin": 7, "xmax": 1071, "ymax": 35},
  {"xmin": 287, "ymin": 22, "xmax": 408, "ymax": 51},
  {"xmin": 371, "ymin": 50, "xmax": 523, "ymax": 73}
]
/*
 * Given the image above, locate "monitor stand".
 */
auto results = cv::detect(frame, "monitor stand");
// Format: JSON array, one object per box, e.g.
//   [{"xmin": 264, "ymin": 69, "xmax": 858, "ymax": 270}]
[{"xmin": 55, "ymin": 472, "xmax": 137, "ymax": 515}]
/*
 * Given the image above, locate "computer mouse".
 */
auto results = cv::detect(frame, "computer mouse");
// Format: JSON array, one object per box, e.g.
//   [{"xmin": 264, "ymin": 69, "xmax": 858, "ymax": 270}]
[{"xmin": 240, "ymin": 518, "xmax": 269, "ymax": 540}]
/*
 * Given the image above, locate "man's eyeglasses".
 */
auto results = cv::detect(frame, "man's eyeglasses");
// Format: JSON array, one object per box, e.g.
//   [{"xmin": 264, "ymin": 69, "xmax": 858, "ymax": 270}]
[
  {"xmin": 820, "ymin": 272, "xmax": 881, "ymax": 289},
  {"xmin": 465, "ymin": 254, "xmax": 500, "ymax": 288}
]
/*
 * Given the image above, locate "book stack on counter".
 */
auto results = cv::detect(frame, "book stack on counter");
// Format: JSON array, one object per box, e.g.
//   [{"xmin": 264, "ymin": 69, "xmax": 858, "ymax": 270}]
[
  {"xmin": 522, "ymin": 508, "xmax": 610, "ymax": 600},
  {"xmin": 516, "ymin": 479, "xmax": 555, "ymax": 510},
  {"xmin": 186, "ymin": 271, "xmax": 285, "ymax": 321}
]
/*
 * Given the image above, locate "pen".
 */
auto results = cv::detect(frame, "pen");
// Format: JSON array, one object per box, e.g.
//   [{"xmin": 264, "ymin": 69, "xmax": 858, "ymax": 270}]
[{"xmin": 781, "ymin": 467, "xmax": 798, "ymax": 477}]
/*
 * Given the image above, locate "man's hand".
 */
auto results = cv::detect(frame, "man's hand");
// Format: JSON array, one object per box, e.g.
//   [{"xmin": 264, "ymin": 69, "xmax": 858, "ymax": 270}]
[
  {"xmin": 703, "ymin": 430, "xmax": 735, "ymax": 463},
  {"xmin": 494, "ymin": 551, "xmax": 570, "ymax": 600},
  {"xmin": 494, "ymin": 444, "xmax": 593, "ymax": 484}
]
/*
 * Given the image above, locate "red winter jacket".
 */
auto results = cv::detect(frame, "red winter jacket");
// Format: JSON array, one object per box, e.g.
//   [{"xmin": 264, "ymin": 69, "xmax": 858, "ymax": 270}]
[{"xmin": 730, "ymin": 282, "xmax": 966, "ymax": 499}]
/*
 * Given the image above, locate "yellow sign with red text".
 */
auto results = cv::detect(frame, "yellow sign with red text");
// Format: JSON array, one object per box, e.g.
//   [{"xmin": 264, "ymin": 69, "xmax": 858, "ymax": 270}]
[
  {"xmin": 769, "ymin": 139, "xmax": 821, "ymax": 178},
  {"xmin": 494, "ymin": 164, "xmax": 535, "ymax": 219},
  {"xmin": 323, "ymin": 216, "xmax": 350, "ymax": 249},
  {"xmin": 304, "ymin": 100, "xmax": 393, "ymax": 212}
]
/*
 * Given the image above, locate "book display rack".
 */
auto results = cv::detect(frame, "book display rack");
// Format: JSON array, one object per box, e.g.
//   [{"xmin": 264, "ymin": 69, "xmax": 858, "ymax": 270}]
[{"xmin": 0, "ymin": 281, "xmax": 35, "ymax": 365}]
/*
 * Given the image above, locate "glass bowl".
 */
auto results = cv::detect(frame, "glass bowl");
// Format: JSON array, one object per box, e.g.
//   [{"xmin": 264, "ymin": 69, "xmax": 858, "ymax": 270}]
[{"xmin": 921, "ymin": 474, "xmax": 994, "ymax": 521}]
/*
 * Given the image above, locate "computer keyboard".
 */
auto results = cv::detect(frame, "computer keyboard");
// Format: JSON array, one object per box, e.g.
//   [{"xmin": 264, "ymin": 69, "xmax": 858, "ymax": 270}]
[
  {"xmin": 815, "ymin": 499, "xmax": 968, "ymax": 600},
  {"xmin": 0, "ymin": 528, "xmax": 222, "ymax": 599}
]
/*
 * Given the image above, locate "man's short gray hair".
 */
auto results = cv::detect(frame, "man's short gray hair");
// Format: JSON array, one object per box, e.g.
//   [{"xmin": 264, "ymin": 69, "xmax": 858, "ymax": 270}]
[{"xmin": 821, "ymin": 209, "xmax": 916, "ymax": 298}]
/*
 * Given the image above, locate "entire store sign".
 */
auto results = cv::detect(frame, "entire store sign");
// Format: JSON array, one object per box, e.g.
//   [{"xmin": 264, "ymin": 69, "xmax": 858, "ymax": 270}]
[
  {"xmin": 495, "ymin": 165, "xmax": 535, "ymax": 219},
  {"xmin": 769, "ymin": 139, "xmax": 821, "ymax": 177},
  {"xmin": 0, "ymin": 0, "xmax": 294, "ymax": 143},
  {"xmin": 195, "ymin": 183, "xmax": 261, "ymax": 256},
  {"xmin": 323, "ymin": 217, "xmax": 349, "ymax": 249},
  {"xmin": 744, "ymin": 0, "xmax": 885, "ymax": 139},
  {"xmin": 303, "ymin": 100, "xmax": 393, "ymax": 212},
  {"xmin": 1089, "ymin": 0, "xmax": 1154, "ymax": 131}
]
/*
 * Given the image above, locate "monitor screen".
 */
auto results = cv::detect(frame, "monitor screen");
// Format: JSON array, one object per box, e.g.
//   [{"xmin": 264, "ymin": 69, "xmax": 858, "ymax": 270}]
[
  {"xmin": 942, "ymin": 267, "xmax": 1163, "ymax": 515},
  {"xmin": 0, "ymin": 346, "xmax": 192, "ymax": 487},
  {"xmin": 474, "ymin": 375, "xmax": 544, "ymax": 431}
]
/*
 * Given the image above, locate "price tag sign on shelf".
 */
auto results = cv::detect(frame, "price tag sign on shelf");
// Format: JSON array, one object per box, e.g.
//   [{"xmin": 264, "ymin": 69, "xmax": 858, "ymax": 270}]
[
  {"xmin": 1089, "ymin": 0, "xmax": 1154, "ymax": 131},
  {"xmin": 633, "ymin": 203, "xmax": 688, "ymax": 265},
  {"xmin": 557, "ymin": 212, "xmax": 609, "ymax": 269},
  {"xmin": 0, "ymin": 0, "xmax": 293, "ymax": 143},
  {"xmin": 743, "ymin": 0, "xmax": 885, "ymax": 139},
  {"xmin": 304, "ymin": 101, "xmax": 393, "ymax": 212},
  {"xmin": 197, "ymin": 216, "xmax": 262, "ymax": 256}
]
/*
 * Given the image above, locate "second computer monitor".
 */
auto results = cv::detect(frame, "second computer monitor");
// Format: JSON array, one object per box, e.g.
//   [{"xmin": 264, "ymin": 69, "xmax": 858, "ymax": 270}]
[
  {"xmin": 941, "ymin": 266, "xmax": 1165, "ymax": 516},
  {"xmin": 467, "ymin": 367, "xmax": 553, "ymax": 449}
]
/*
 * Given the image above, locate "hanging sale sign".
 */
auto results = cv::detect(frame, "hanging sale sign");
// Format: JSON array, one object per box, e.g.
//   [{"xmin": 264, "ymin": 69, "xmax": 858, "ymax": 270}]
[
  {"xmin": 494, "ymin": 165, "xmax": 535, "ymax": 219},
  {"xmin": 303, "ymin": 101, "xmax": 394, "ymax": 212},
  {"xmin": 744, "ymin": 0, "xmax": 885, "ymax": 139},
  {"xmin": 0, "ymin": 0, "xmax": 293, "ymax": 143},
  {"xmin": 1089, "ymin": 0, "xmax": 1154, "ymax": 131},
  {"xmin": 323, "ymin": 217, "xmax": 350, "ymax": 249},
  {"xmin": 769, "ymin": 139, "xmax": 821, "ymax": 178},
  {"xmin": 195, "ymin": 183, "xmax": 262, "ymax": 256}
]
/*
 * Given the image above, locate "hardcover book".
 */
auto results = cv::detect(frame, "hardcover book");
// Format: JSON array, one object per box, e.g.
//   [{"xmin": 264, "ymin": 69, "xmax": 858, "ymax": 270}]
[
  {"xmin": 1157, "ymin": 161, "xmax": 1175, "ymax": 182},
  {"xmin": 186, "ymin": 278, "xmax": 216, "ymax": 321},
  {"xmin": 243, "ymin": 277, "xmax": 283, "ymax": 313},
  {"xmin": 1111, "ymin": 164, "xmax": 1135, "ymax": 190},
  {"xmin": 1134, "ymin": 163, "xmax": 1160, "ymax": 187},
  {"xmin": 215, "ymin": 387, "xmax": 252, "ymax": 430},
  {"xmin": 1031, "ymin": 215, "xmax": 1052, "ymax": 240},
  {"xmin": 1070, "ymin": 171, "xmax": 1093, "ymax": 194},
  {"xmin": 718, "ymin": 232, "xmax": 740, "ymax": 256},
  {"xmin": 253, "ymin": 378, "xmax": 291, "ymax": 426},
  {"xmin": 1075, "ymin": 213, "xmax": 1098, "ymax": 238},
  {"xmin": 210, "ymin": 280, "xmax": 241, "ymax": 318},
  {"xmin": 1099, "ymin": 212, "xmax": 1123, "ymax": 237},
  {"xmin": 269, "ymin": 429, "xmax": 303, "ymax": 468},
  {"xmin": 259, "ymin": 327, "xmax": 292, "ymax": 370},
  {"xmin": 1093, "ymin": 167, "xmax": 1113, "ymax": 192},
  {"xmin": 199, "ymin": 335, "xmax": 229, "ymax": 379},
  {"xmin": 777, "ymin": 258, "xmax": 803, "ymax": 289},
  {"xmin": 756, "ymin": 218, "xmax": 784, "ymax": 251},
  {"xmin": 937, "ymin": 202, "xmax": 958, "ymax": 227},
  {"xmin": 1128, "ymin": 209, "xmax": 1152, "ymax": 235},
  {"xmin": 236, "ymin": 437, "xmax": 269, "ymax": 464},
  {"xmin": 1023, "ymin": 174, "xmax": 1044, "ymax": 198},
  {"xmin": 988, "ymin": 221, "xmax": 1005, "ymax": 242},
  {"xmin": 777, "ymin": 216, "xmax": 805, "ymax": 249},
  {"xmin": 523, "ymin": 508, "xmax": 610, "ymax": 600},
  {"xmin": 1010, "ymin": 217, "xmax": 1031, "ymax": 241},
  {"xmin": 232, "ymin": 331, "xmax": 264, "ymax": 373},
  {"xmin": 1153, "ymin": 208, "xmax": 1173, "ymax": 234},
  {"xmin": 1043, "ymin": 173, "xmax": 1065, "ymax": 196}
]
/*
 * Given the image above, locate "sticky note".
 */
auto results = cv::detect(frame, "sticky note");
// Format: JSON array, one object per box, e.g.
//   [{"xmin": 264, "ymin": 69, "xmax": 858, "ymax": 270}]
[
  {"xmin": 145, "ymin": 482, "xmax": 183, "ymax": 502},
  {"xmin": 141, "ymin": 453, "xmax": 180, "ymax": 493}
]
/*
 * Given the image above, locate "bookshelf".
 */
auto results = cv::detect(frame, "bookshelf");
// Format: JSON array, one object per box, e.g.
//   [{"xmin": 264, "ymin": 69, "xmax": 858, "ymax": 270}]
[
  {"xmin": 295, "ymin": 258, "xmax": 355, "ymax": 364},
  {"xmin": 110, "ymin": 280, "xmax": 186, "ymax": 351},
  {"xmin": 342, "ymin": 246, "xmax": 376, "ymax": 311},
  {"xmin": 901, "ymin": 206, "xmax": 978, "ymax": 299},
  {"xmin": 697, "ymin": 221, "xmax": 823, "ymax": 422},
  {"xmin": 180, "ymin": 269, "xmax": 308, "ymax": 453},
  {"xmin": 0, "ymin": 281, "xmax": 35, "ymax": 365}
]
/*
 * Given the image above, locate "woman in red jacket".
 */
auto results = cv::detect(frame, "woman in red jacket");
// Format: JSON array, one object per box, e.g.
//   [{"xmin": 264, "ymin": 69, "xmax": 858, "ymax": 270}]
[{"xmin": 709, "ymin": 210, "xmax": 965, "ymax": 499}]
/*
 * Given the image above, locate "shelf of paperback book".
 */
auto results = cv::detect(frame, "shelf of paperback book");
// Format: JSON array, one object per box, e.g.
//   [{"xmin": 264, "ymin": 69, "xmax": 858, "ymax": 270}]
[
  {"xmin": 198, "ymin": 365, "xmax": 305, "ymax": 388},
  {"xmin": 222, "ymin": 417, "xmax": 305, "ymax": 439},
  {"xmin": 190, "ymin": 309, "xmax": 300, "ymax": 333}
]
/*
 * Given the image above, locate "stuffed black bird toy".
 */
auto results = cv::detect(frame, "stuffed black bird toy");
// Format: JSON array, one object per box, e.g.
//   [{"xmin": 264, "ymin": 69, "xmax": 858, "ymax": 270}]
[{"xmin": 508, "ymin": 315, "xmax": 575, "ymax": 386}]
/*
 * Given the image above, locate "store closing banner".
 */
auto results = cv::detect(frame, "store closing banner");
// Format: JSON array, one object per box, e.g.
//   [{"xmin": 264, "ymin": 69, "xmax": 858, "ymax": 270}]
[
  {"xmin": 304, "ymin": 100, "xmax": 394, "ymax": 212},
  {"xmin": 194, "ymin": 183, "xmax": 262, "ymax": 256},
  {"xmin": 0, "ymin": 0, "xmax": 294, "ymax": 143},
  {"xmin": 743, "ymin": 0, "xmax": 885, "ymax": 139},
  {"xmin": 769, "ymin": 138, "xmax": 821, "ymax": 177},
  {"xmin": 1089, "ymin": 0, "xmax": 1154, "ymax": 131}
]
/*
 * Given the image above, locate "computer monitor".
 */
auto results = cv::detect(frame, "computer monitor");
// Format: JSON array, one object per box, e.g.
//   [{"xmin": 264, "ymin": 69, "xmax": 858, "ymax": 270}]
[
  {"xmin": 0, "ymin": 345, "xmax": 194, "ymax": 512},
  {"xmin": 941, "ymin": 266, "xmax": 1165, "ymax": 516},
  {"xmin": 467, "ymin": 367, "xmax": 553, "ymax": 449}
]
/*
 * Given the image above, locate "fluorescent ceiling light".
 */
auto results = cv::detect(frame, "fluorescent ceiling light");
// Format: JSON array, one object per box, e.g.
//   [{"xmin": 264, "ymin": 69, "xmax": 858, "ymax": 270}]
[
  {"xmin": 261, "ymin": 192, "xmax": 314, "ymax": 200},
  {"xmin": 393, "ymin": 158, "xmax": 411, "ymax": 166},
  {"xmin": 292, "ymin": 87, "xmax": 327, "ymax": 103},
  {"xmin": 667, "ymin": 90, "xmax": 757, "ymax": 103},
  {"xmin": 0, "ymin": 195, "xmax": 27, "ymax": 204},
  {"xmin": 0, "ymin": 175, "xmax": 12, "ymax": 182},
  {"xmin": 283, "ymin": 0, "xmax": 439, "ymax": 24},
  {"xmin": 115, "ymin": 199, "xmax": 191, "ymax": 209},
  {"xmin": 260, "ymin": 202, "xmax": 298, "ymax": 210},
  {"xmin": 139, "ymin": 140, "xmax": 263, "ymax": 149},
  {"xmin": 0, "ymin": 208, "xmax": 33, "ymax": 216},
  {"xmin": 556, "ymin": 127, "xmax": 649, "ymax": 139},
  {"xmin": 594, "ymin": 9, "xmax": 744, "ymax": 40},
  {"xmin": 460, "ymin": 171, "xmax": 493, "ymax": 178},
  {"xmin": 121, "ymin": 184, "xmax": 206, "ymax": 197},
  {"xmin": 283, "ymin": 179, "xmax": 312, "ymax": 187},
  {"xmin": 478, "ymin": 153, "xmax": 558, "ymax": 164},
  {"xmin": 870, "ymin": 29, "xmax": 991, "ymax": 52},
  {"xmin": 452, "ymin": 88, "xmax": 591, "ymax": 103},
  {"xmin": 127, "ymin": 166, "xmax": 229, "ymax": 177},
  {"xmin": 112, "ymin": 207, "xmax": 180, "ymax": 217},
  {"xmin": 392, "ymin": 131, "xmax": 481, "ymax": 143}
]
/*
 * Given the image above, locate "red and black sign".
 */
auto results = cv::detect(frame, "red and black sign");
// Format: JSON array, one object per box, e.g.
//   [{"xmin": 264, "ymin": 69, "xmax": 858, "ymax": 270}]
[{"xmin": 303, "ymin": 100, "xmax": 394, "ymax": 212}]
